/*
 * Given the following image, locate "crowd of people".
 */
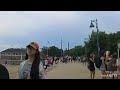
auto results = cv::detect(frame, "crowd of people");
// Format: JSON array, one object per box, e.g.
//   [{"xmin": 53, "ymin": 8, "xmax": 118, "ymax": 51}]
[
  {"xmin": 86, "ymin": 50, "xmax": 120, "ymax": 79},
  {"xmin": 0, "ymin": 41, "xmax": 120, "ymax": 79}
]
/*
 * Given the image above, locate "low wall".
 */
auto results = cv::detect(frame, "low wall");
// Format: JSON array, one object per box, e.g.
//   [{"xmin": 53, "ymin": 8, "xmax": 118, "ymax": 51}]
[{"xmin": 0, "ymin": 60, "xmax": 25, "ymax": 65}]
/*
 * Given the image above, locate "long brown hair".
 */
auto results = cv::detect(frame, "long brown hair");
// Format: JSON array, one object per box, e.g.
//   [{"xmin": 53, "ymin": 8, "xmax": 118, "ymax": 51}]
[{"xmin": 25, "ymin": 49, "xmax": 40, "ymax": 79}]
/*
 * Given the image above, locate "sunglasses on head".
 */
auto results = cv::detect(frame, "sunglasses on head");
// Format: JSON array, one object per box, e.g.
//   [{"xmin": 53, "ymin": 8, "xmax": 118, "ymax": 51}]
[{"xmin": 27, "ymin": 45, "xmax": 34, "ymax": 49}]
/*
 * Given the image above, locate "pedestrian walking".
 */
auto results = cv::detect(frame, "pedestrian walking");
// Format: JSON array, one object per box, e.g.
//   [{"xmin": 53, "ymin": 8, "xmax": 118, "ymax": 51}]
[
  {"xmin": 105, "ymin": 51, "xmax": 111, "ymax": 71},
  {"xmin": 107, "ymin": 53, "xmax": 117, "ymax": 79},
  {"xmin": 116, "ymin": 58, "xmax": 120, "ymax": 79},
  {"xmin": 5, "ymin": 60, "xmax": 7, "ymax": 66},
  {"xmin": 100, "ymin": 50, "xmax": 106, "ymax": 79},
  {"xmin": 44, "ymin": 58, "xmax": 48, "ymax": 70},
  {"xmin": 87, "ymin": 53, "xmax": 95, "ymax": 79}
]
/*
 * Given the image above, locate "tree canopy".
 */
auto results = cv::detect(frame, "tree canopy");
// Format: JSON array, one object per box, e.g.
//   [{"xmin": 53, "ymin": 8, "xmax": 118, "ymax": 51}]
[{"xmin": 41, "ymin": 31, "xmax": 120, "ymax": 57}]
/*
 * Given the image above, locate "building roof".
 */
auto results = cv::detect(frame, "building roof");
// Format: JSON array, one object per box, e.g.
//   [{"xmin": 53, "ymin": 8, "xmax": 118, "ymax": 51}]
[
  {"xmin": 1, "ymin": 48, "xmax": 46, "ymax": 59},
  {"xmin": 1, "ymin": 48, "xmax": 26, "ymax": 53}
]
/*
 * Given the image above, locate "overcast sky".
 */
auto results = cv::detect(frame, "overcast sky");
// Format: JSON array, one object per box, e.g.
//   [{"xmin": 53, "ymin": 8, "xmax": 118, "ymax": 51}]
[{"xmin": 0, "ymin": 11, "xmax": 120, "ymax": 52}]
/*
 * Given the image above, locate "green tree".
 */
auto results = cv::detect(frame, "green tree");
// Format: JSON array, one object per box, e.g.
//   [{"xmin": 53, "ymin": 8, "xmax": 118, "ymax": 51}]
[
  {"xmin": 67, "ymin": 45, "xmax": 85, "ymax": 56},
  {"xmin": 41, "ymin": 46, "xmax": 61, "ymax": 57},
  {"xmin": 84, "ymin": 30, "xmax": 120, "ymax": 56},
  {"xmin": 41, "ymin": 46, "xmax": 47, "ymax": 56}
]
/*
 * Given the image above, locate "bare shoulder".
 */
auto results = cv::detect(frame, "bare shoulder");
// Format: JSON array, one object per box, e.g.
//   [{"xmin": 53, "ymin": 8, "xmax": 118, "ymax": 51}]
[{"xmin": 101, "ymin": 57, "xmax": 105, "ymax": 60}]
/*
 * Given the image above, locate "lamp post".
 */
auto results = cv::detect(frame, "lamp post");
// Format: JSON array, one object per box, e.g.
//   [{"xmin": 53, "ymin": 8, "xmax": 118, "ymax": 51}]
[
  {"xmin": 89, "ymin": 19, "xmax": 100, "ymax": 61},
  {"xmin": 47, "ymin": 41, "xmax": 50, "ymax": 57},
  {"xmin": 68, "ymin": 42, "xmax": 69, "ymax": 56},
  {"xmin": 84, "ymin": 38, "xmax": 89, "ymax": 55},
  {"xmin": 117, "ymin": 42, "xmax": 120, "ymax": 59},
  {"xmin": 61, "ymin": 38, "xmax": 63, "ymax": 57}
]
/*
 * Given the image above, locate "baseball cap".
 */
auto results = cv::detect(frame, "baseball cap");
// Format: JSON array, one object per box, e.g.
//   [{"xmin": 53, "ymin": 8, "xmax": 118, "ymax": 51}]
[{"xmin": 27, "ymin": 42, "xmax": 39, "ymax": 50}]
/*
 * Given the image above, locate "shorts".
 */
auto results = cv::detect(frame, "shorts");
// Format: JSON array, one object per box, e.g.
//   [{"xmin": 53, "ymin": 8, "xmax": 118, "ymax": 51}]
[
  {"xmin": 89, "ymin": 67, "xmax": 95, "ymax": 71},
  {"xmin": 88, "ymin": 66, "xmax": 95, "ymax": 71},
  {"xmin": 100, "ymin": 64, "xmax": 105, "ymax": 71}
]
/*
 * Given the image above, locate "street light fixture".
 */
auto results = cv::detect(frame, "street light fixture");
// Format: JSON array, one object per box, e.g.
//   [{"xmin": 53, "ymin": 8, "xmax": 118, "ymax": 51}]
[
  {"xmin": 90, "ymin": 20, "xmax": 95, "ymax": 28},
  {"xmin": 89, "ymin": 19, "xmax": 100, "ymax": 61},
  {"xmin": 84, "ymin": 38, "xmax": 89, "ymax": 55},
  {"xmin": 61, "ymin": 38, "xmax": 63, "ymax": 57}
]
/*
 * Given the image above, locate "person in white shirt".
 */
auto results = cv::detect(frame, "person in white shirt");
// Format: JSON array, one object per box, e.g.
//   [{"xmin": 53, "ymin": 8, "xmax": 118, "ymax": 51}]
[
  {"xmin": 44, "ymin": 58, "xmax": 48, "ymax": 70},
  {"xmin": 116, "ymin": 58, "xmax": 120, "ymax": 79}
]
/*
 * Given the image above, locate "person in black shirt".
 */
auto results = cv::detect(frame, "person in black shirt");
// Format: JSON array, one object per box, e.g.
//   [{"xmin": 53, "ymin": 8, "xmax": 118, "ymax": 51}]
[
  {"xmin": 87, "ymin": 53, "xmax": 95, "ymax": 79},
  {"xmin": 0, "ymin": 64, "xmax": 9, "ymax": 79}
]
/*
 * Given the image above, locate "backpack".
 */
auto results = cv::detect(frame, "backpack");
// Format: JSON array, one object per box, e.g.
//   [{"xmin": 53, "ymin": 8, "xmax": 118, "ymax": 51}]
[{"xmin": 94, "ymin": 58, "xmax": 102, "ymax": 68}]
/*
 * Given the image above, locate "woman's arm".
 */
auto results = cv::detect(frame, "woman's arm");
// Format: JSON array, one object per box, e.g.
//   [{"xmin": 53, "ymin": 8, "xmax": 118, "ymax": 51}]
[
  {"xmin": 101, "ymin": 57, "xmax": 105, "ymax": 69},
  {"xmin": 92, "ymin": 54, "xmax": 95, "ymax": 62}
]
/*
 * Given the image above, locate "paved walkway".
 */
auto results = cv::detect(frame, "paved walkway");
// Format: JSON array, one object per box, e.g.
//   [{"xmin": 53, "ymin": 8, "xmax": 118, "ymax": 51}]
[
  {"xmin": 5, "ymin": 62, "xmax": 102, "ymax": 79},
  {"xmin": 46, "ymin": 62, "xmax": 102, "ymax": 79}
]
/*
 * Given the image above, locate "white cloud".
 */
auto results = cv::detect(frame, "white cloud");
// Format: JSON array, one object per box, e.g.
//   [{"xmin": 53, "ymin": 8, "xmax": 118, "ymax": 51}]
[
  {"xmin": 0, "ymin": 11, "xmax": 120, "ymax": 52},
  {"xmin": 0, "ymin": 11, "xmax": 82, "ymax": 37},
  {"xmin": 0, "ymin": 11, "xmax": 84, "ymax": 51},
  {"xmin": 0, "ymin": 44, "xmax": 20, "ymax": 52},
  {"xmin": 0, "ymin": 11, "xmax": 119, "ymax": 38}
]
